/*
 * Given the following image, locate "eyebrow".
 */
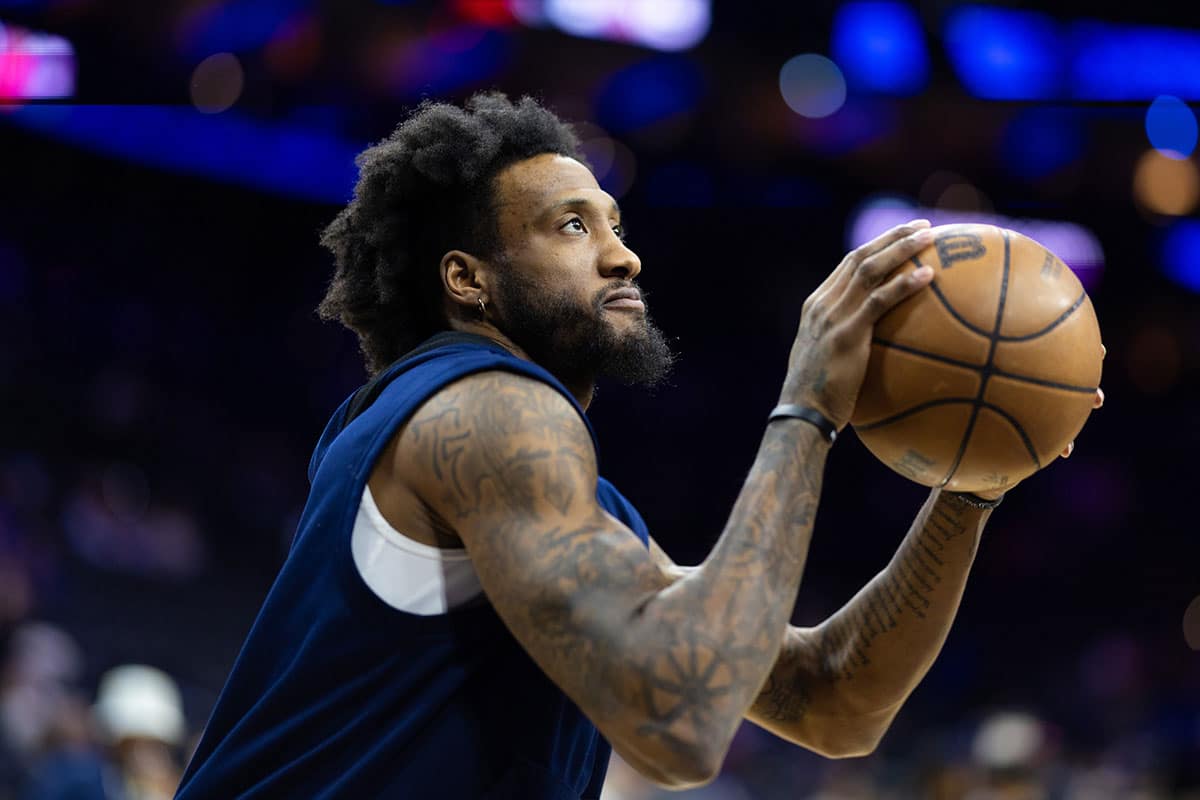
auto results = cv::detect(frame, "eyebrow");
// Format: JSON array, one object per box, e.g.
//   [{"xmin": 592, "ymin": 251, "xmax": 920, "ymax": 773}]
[{"xmin": 549, "ymin": 197, "xmax": 622, "ymax": 217}]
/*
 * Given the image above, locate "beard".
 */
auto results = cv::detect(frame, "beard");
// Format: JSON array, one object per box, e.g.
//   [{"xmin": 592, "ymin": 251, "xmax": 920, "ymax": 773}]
[{"xmin": 490, "ymin": 267, "xmax": 676, "ymax": 390}]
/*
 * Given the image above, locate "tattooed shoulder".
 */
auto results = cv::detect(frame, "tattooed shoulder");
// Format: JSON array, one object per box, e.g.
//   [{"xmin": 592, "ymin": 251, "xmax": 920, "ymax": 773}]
[{"xmin": 397, "ymin": 370, "xmax": 598, "ymax": 524}]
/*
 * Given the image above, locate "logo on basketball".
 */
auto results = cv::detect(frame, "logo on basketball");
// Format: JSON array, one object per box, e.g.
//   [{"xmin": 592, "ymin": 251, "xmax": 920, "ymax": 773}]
[{"xmin": 934, "ymin": 232, "xmax": 987, "ymax": 269}]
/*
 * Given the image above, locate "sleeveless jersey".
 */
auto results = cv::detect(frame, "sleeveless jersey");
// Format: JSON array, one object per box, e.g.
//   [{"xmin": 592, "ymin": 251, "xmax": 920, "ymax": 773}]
[{"xmin": 176, "ymin": 332, "xmax": 651, "ymax": 799}]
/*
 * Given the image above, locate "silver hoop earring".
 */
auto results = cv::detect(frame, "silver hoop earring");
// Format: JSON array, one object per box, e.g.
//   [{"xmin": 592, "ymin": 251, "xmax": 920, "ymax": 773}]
[{"xmin": 477, "ymin": 298, "xmax": 487, "ymax": 317}]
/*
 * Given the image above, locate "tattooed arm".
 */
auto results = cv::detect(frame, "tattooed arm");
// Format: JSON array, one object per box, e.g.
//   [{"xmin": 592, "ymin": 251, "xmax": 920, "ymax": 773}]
[
  {"xmin": 652, "ymin": 490, "xmax": 989, "ymax": 756},
  {"xmin": 743, "ymin": 490, "xmax": 990, "ymax": 756},
  {"xmin": 391, "ymin": 369, "xmax": 830, "ymax": 787}
]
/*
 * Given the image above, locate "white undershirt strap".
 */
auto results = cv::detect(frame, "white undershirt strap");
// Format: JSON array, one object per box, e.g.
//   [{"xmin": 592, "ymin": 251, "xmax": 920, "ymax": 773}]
[{"xmin": 350, "ymin": 485, "xmax": 483, "ymax": 615}]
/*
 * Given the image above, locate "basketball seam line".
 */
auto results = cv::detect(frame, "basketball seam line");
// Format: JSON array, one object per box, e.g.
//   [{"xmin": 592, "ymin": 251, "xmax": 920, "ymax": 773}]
[
  {"xmin": 977, "ymin": 402, "xmax": 1042, "ymax": 468},
  {"xmin": 991, "ymin": 369, "xmax": 1096, "ymax": 394},
  {"xmin": 855, "ymin": 398, "xmax": 1041, "ymax": 467},
  {"xmin": 994, "ymin": 291, "xmax": 1087, "ymax": 342},
  {"xmin": 941, "ymin": 229, "xmax": 1023, "ymax": 486},
  {"xmin": 855, "ymin": 398, "xmax": 975, "ymax": 432},
  {"xmin": 870, "ymin": 338, "xmax": 1098, "ymax": 394},
  {"xmin": 928, "ymin": 277, "xmax": 1087, "ymax": 343}
]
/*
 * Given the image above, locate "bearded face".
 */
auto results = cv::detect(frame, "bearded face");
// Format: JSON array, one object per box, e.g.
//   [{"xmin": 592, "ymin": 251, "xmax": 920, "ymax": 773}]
[{"xmin": 481, "ymin": 154, "xmax": 676, "ymax": 391}]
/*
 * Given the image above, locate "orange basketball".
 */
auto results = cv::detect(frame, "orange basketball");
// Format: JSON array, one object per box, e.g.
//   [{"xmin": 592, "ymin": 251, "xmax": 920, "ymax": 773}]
[{"xmin": 849, "ymin": 223, "xmax": 1102, "ymax": 493}]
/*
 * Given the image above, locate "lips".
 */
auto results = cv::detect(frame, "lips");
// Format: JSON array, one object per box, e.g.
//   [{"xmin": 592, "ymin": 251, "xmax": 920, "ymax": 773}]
[{"xmin": 602, "ymin": 288, "xmax": 644, "ymax": 311}]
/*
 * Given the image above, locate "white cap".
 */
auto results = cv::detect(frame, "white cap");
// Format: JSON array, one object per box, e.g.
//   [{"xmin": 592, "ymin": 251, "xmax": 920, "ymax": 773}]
[
  {"xmin": 93, "ymin": 664, "xmax": 185, "ymax": 746},
  {"xmin": 971, "ymin": 710, "xmax": 1045, "ymax": 770}
]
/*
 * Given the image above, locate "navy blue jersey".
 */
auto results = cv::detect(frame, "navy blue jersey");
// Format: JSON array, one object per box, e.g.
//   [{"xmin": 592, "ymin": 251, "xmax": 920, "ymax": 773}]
[{"xmin": 177, "ymin": 332, "xmax": 650, "ymax": 799}]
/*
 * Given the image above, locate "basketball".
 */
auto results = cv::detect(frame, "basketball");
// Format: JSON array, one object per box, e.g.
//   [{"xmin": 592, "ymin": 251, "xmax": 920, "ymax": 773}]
[{"xmin": 849, "ymin": 223, "xmax": 1103, "ymax": 493}]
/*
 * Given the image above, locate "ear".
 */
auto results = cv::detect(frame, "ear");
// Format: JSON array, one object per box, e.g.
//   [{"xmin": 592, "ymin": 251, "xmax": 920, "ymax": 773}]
[{"xmin": 440, "ymin": 249, "xmax": 491, "ymax": 312}]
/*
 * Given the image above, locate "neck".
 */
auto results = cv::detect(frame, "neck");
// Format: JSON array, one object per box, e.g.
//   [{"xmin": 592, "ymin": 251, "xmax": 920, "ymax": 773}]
[{"xmin": 447, "ymin": 319, "xmax": 596, "ymax": 410}]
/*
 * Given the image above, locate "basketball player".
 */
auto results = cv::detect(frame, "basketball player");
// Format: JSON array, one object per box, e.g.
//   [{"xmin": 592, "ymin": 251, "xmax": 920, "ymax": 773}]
[{"xmin": 175, "ymin": 93, "xmax": 1103, "ymax": 798}]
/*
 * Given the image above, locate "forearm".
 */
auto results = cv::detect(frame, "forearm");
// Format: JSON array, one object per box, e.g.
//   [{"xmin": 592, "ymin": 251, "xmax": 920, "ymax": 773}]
[
  {"xmin": 815, "ymin": 489, "xmax": 986, "ymax": 709},
  {"xmin": 751, "ymin": 489, "xmax": 989, "ymax": 750},
  {"xmin": 626, "ymin": 418, "xmax": 829, "ymax": 767}
]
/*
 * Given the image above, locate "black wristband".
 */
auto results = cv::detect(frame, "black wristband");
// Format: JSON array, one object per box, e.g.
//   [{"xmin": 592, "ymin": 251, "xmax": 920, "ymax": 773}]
[
  {"xmin": 944, "ymin": 490, "xmax": 1004, "ymax": 510},
  {"xmin": 767, "ymin": 404, "xmax": 837, "ymax": 444}
]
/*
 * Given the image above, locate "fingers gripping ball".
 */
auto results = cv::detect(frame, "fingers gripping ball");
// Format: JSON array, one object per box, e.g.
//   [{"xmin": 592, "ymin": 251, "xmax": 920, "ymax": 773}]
[{"xmin": 849, "ymin": 224, "xmax": 1103, "ymax": 493}]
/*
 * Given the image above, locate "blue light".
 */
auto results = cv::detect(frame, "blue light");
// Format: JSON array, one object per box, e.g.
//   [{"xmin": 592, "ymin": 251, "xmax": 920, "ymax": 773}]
[
  {"xmin": 2, "ymin": 106, "xmax": 359, "ymax": 204},
  {"xmin": 944, "ymin": 11, "xmax": 1200, "ymax": 100},
  {"xmin": 943, "ymin": 6, "xmax": 1061, "ymax": 100},
  {"xmin": 1162, "ymin": 220, "xmax": 1200, "ymax": 293},
  {"xmin": 595, "ymin": 56, "xmax": 704, "ymax": 134},
  {"xmin": 1000, "ymin": 107, "xmax": 1086, "ymax": 179},
  {"xmin": 1070, "ymin": 23, "xmax": 1200, "ymax": 100},
  {"xmin": 831, "ymin": 1, "xmax": 929, "ymax": 95},
  {"xmin": 1145, "ymin": 96, "xmax": 1198, "ymax": 158}
]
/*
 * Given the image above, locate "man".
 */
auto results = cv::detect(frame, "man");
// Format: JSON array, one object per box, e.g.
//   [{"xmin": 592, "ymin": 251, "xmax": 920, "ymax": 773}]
[{"xmin": 176, "ymin": 93, "xmax": 1102, "ymax": 798}]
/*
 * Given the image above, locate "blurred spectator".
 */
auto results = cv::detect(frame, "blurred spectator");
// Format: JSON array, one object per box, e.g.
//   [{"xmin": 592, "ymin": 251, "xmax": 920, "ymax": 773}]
[
  {"xmin": 19, "ymin": 662, "xmax": 187, "ymax": 800},
  {"xmin": 90, "ymin": 665, "xmax": 185, "ymax": 800},
  {"xmin": 20, "ymin": 693, "xmax": 107, "ymax": 800}
]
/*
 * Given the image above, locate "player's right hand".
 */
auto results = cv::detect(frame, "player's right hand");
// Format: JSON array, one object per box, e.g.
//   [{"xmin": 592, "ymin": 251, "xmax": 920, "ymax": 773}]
[{"xmin": 779, "ymin": 220, "xmax": 936, "ymax": 430}]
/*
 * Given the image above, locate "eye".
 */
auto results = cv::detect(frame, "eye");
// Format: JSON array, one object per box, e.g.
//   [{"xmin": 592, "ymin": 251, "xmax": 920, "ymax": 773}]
[
  {"xmin": 562, "ymin": 217, "xmax": 587, "ymax": 234},
  {"xmin": 612, "ymin": 223, "xmax": 626, "ymax": 241}
]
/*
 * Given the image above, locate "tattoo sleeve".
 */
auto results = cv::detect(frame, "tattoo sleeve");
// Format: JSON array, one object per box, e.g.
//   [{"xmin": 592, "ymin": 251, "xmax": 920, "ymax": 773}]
[
  {"xmin": 398, "ymin": 371, "xmax": 830, "ymax": 784},
  {"xmin": 746, "ymin": 490, "xmax": 990, "ymax": 754}
]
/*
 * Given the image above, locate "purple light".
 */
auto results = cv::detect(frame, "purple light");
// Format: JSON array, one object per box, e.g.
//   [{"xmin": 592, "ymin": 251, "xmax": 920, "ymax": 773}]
[
  {"xmin": 0, "ymin": 20, "xmax": 74, "ymax": 99},
  {"xmin": 848, "ymin": 198, "xmax": 1105, "ymax": 290},
  {"xmin": 536, "ymin": 0, "xmax": 710, "ymax": 51}
]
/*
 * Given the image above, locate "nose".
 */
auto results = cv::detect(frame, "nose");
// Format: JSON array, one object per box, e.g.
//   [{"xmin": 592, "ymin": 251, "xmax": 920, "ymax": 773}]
[{"xmin": 599, "ymin": 235, "xmax": 641, "ymax": 281}]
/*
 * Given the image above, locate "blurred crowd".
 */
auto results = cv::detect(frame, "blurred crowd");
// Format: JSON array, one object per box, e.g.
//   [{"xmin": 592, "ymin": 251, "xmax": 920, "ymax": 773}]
[
  {"xmin": 602, "ymin": 705, "xmax": 1200, "ymax": 799},
  {"xmin": 0, "ymin": 618, "xmax": 1196, "ymax": 800},
  {"xmin": 0, "ymin": 623, "xmax": 188, "ymax": 800}
]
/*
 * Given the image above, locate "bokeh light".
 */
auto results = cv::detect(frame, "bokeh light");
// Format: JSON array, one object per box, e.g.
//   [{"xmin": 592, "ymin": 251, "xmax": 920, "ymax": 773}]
[
  {"xmin": 848, "ymin": 197, "xmax": 1106, "ymax": 290},
  {"xmin": 189, "ymin": 52, "xmax": 244, "ymax": 114},
  {"xmin": 944, "ymin": 6, "xmax": 1060, "ymax": 100},
  {"xmin": 778, "ymin": 54, "xmax": 846, "ymax": 119},
  {"xmin": 1132, "ymin": 149, "xmax": 1200, "ymax": 216},
  {"xmin": 1071, "ymin": 22, "xmax": 1200, "ymax": 100},
  {"xmin": 1144, "ymin": 95, "xmax": 1198, "ymax": 159},
  {"xmin": 1161, "ymin": 218, "xmax": 1200, "ymax": 292},
  {"xmin": 831, "ymin": 0, "xmax": 929, "ymax": 95},
  {"xmin": 544, "ymin": 0, "xmax": 610, "ymax": 38},
  {"xmin": 626, "ymin": 0, "xmax": 711, "ymax": 51},
  {"xmin": 542, "ymin": 0, "xmax": 710, "ymax": 51},
  {"xmin": 971, "ymin": 711, "xmax": 1045, "ymax": 770},
  {"xmin": 453, "ymin": 0, "xmax": 517, "ymax": 27},
  {"xmin": 0, "ymin": 20, "xmax": 75, "ymax": 100}
]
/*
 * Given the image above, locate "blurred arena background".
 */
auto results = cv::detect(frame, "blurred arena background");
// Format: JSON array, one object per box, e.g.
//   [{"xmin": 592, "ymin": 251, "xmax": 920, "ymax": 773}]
[{"xmin": 1, "ymin": 1, "xmax": 1199, "ymax": 797}]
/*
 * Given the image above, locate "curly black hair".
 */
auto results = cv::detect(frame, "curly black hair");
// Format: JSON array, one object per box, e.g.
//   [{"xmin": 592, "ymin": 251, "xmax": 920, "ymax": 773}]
[{"xmin": 317, "ymin": 92, "xmax": 585, "ymax": 375}]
